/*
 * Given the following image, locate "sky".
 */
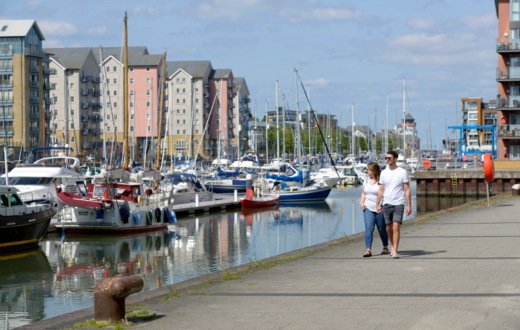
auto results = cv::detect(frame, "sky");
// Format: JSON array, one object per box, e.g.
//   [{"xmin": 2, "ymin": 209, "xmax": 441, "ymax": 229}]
[{"xmin": 0, "ymin": 0, "xmax": 498, "ymax": 150}]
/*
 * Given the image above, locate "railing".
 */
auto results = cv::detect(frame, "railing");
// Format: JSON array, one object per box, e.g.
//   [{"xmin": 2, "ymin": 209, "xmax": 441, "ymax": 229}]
[
  {"xmin": 497, "ymin": 39, "xmax": 520, "ymax": 51},
  {"xmin": 497, "ymin": 96, "xmax": 520, "ymax": 109},
  {"xmin": 499, "ymin": 124, "xmax": 520, "ymax": 137},
  {"xmin": 497, "ymin": 66, "xmax": 520, "ymax": 80}
]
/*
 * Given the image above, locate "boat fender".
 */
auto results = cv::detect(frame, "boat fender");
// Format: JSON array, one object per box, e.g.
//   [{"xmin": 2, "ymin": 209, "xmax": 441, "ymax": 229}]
[
  {"xmin": 137, "ymin": 196, "xmax": 142, "ymax": 206},
  {"xmin": 131, "ymin": 211, "xmax": 142, "ymax": 225},
  {"xmin": 169, "ymin": 209, "xmax": 177, "ymax": 224},
  {"xmin": 146, "ymin": 210, "xmax": 153, "ymax": 225},
  {"xmin": 119, "ymin": 202, "xmax": 130, "ymax": 224},
  {"xmin": 154, "ymin": 208, "xmax": 162, "ymax": 223}
]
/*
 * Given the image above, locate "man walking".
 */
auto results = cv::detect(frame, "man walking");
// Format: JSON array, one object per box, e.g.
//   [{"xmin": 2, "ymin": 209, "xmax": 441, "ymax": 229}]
[{"xmin": 376, "ymin": 151, "xmax": 411, "ymax": 259}]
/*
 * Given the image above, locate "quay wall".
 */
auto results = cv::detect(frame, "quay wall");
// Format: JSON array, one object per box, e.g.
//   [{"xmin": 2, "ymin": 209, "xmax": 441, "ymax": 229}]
[{"xmin": 414, "ymin": 169, "xmax": 520, "ymax": 196}]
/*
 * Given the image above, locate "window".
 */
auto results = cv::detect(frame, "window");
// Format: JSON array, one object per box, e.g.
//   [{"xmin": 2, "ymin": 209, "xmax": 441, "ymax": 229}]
[
  {"xmin": 71, "ymin": 123, "xmax": 74, "ymax": 129},
  {"xmin": 146, "ymin": 66, "xmax": 150, "ymax": 71},
  {"xmin": 107, "ymin": 90, "xmax": 110, "ymax": 96},
  {"xmin": 113, "ymin": 90, "xmax": 117, "ymax": 96},
  {"xmin": 183, "ymin": 109, "xmax": 186, "ymax": 114},
  {"xmin": 513, "ymin": 0, "xmax": 520, "ymax": 21},
  {"xmin": 146, "ymin": 101, "xmax": 150, "ymax": 108},
  {"xmin": 113, "ymin": 66, "xmax": 116, "ymax": 72},
  {"xmin": 147, "ymin": 125, "xmax": 151, "ymax": 132},
  {"xmin": 130, "ymin": 78, "xmax": 134, "ymax": 84},
  {"xmin": 70, "ymin": 96, "xmax": 74, "ymax": 102},
  {"xmin": 146, "ymin": 78, "xmax": 151, "ymax": 84},
  {"xmin": 146, "ymin": 89, "xmax": 151, "ymax": 96},
  {"xmin": 106, "ymin": 67, "xmax": 110, "ymax": 72},
  {"xmin": 113, "ymin": 78, "xmax": 117, "ymax": 84},
  {"xmin": 113, "ymin": 102, "xmax": 117, "ymax": 107},
  {"xmin": 130, "ymin": 90, "xmax": 134, "ymax": 95}
]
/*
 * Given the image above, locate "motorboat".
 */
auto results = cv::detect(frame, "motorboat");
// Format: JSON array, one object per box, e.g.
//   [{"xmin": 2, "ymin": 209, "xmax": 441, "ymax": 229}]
[
  {"xmin": 310, "ymin": 167, "xmax": 342, "ymax": 187},
  {"xmin": 54, "ymin": 181, "xmax": 175, "ymax": 235},
  {"xmin": 0, "ymin": 186, "xmax": 56, "ymax": 252},
  {"xmin": 0, "ymin": 156, "xmax": 85, "ymax": 211},
  {"xmin": 240, "ymin": 194, "xmax": 279, "ymax": 209},
  {"xmin": 162, "ymin": 172, "xmax": 214, "ymax": 204}
]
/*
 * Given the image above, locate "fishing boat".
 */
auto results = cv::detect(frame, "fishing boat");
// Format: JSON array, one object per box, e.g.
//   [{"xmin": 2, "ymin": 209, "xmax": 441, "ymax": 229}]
[
  {"xmin": 240, "ymin": 194, "xmax": 279, "ymax": 209},
  {"xmin": 0, "ymin": 186, "xmax": 56, "ymax": 252}
]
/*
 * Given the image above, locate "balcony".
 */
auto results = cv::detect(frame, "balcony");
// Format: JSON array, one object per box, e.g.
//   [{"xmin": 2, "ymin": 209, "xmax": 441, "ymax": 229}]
[
  {"xmin": 496, "ymin": 97, "xmax": 520, "ymax": 110},
  {"xmin": 499, "ymin": 124, "xmax": 520, "ymax": 138},
  {"xmin": 497, "ymin": 39, "xmax": 520, "ymax": 53},
  {"xmin": 497, "ymin": 66, "xmax": 520, "ymax": 81}
]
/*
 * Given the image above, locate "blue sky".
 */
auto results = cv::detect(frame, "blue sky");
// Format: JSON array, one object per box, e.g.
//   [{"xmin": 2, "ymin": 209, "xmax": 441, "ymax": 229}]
[{"xmin": 1, "ymin": 0, "xmax": 497, "ymax": 150}]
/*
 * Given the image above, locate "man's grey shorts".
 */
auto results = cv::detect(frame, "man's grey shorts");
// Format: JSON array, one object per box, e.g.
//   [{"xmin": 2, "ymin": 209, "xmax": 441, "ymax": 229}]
[{"xmin": 383, "ymin": 204, "xmax": 405, "ymax": 225}]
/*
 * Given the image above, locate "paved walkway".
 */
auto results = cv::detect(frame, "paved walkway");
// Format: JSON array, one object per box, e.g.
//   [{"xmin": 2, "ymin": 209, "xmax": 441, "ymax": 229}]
[{"xmin": 27, "ymin": 196, "xmax": 520, "ymax": 329}]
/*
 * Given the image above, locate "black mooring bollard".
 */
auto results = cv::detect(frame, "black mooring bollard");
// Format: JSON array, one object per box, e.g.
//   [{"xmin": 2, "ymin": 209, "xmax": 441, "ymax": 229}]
[{"xmin": 94, "ymin": 274, "xmax": 144, "ymax": 322}]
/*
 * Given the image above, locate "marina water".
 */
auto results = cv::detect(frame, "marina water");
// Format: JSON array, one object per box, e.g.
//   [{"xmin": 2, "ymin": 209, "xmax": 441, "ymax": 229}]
[{"xmin": 0, "ymin": 183, "xmax": 476, "ymax": 329}]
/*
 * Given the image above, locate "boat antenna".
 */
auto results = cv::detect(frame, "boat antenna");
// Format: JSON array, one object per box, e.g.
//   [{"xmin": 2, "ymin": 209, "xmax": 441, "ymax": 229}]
[
  {"xmin": 295, "ymin": 68, "xmax": 339, "ymax": 179},
  {"xmin": 123, "ymin": 12, "xmax": 130, "ymax": 170}
]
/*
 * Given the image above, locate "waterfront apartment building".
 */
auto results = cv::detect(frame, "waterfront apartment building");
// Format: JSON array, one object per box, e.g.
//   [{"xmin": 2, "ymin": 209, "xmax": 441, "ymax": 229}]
[
  {"xmin": 47, "ymin": 46, "xmax": 163, "ymax": 163},
  {"xmin": 209, "ymin": 69, "xmax": 235, "ymax": 159},
  {"xmin": 495, "ymin": 0, "xmax": 520, "ymax": 159},
  {"xmin": 459, "ymin": 98, "xmax": 497, "ymax": 155},
  {"xmin": 0, "ymin": 20, "xmax": 49, "ymax": 150},
  {"xmin": 46, "ymin": 48, "xmax": 101, "ymax": 157},
  {"xmin": 166, "ymin": 60, "xmax": 213, "ymax": 160},
  {"xmin": 232, "ymin": 77, "xmax": 251, "ymax": 157}
]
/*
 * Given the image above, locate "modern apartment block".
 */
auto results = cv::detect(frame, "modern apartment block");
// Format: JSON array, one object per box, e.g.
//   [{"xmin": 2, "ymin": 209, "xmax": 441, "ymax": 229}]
[
  {"xmin": 46, "ymin": 48, "xmax": 101, "ymax": 157},
  {"xmin": 496, "ymin": 0, "xmax": 520, "ymax": 159},
  {"xmin": 459, "ymin": 97, "xmax": 497, "ymax": 155},
  {"xmin": 233, "ymin": 77, "xmax": 251, "ymax": 157},
  {"xmin": 209, "ymin": 69, "xmax": 236, "ymax": 160},
  {"xmin": 166, "ymin": 60, "xmax": 213, "ymax": 160},
  {"xmin": 47, "ymin": 46, "xmax": 163, "ymax": 162},
  {"xmin": 0, "ymin": 20, "xmax": 50, "ymax": 150}
]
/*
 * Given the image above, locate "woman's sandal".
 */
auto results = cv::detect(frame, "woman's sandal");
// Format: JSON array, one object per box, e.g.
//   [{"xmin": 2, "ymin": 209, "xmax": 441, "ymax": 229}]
[
  {"xmin": 363, "ymin": 250, "xmax": 372, "ymax": 258},
  {"xmin": 381, "ymin": 247, "xmax": 390, "ymax": 255}
]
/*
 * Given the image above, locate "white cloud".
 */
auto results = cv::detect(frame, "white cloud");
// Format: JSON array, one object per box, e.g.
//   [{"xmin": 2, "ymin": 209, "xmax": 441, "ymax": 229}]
[
  {"xmin": 305, "ymin": 78, "xmax": 329, "ymax": 87},
  {"xmin": 131, "ymin": 6, "xmax": 158, "ymax": 17},
  {"xmin": 86, "ymin": 26, "xmax": 108, "ymax": 36},
  {"xmin": 38, "ymin": 20, "xmax": 77, "ymax": 37},
  {"xmin": 407, "ymin": 18, "xmax": 436, "ymax": 30},
  {"xmin": 193, "ymin": 0, "xmax": 265, "ymax": 20},
  {"xmin": 461, "ymin": 14, "xmax": 496, "ymax": 30},
  {"xmin": 280, "ymin": 6, "xmax": 360, "ymax": 24}
]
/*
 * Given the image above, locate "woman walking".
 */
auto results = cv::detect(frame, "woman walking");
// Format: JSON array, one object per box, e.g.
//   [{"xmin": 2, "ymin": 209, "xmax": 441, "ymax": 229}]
[{"xmin": 360, "ymin": 162, "xmax": 389, "ymax": 257}]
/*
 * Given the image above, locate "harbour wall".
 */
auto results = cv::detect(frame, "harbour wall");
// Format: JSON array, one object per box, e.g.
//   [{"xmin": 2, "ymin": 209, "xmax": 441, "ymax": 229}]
[{"xmin": 414, "ymin": 168, "xmax": 520, "ymax": 196}]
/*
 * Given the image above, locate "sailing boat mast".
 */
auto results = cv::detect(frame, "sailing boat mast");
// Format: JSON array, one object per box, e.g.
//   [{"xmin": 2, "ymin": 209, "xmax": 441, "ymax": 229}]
[
  {"xmin": 123, "ymin": 12, "xmax": 130, "ymax": 170},
  {"xmin": 402, "ymin": 80, "xmax": 406, "ymax": 159},
  {"xmin": 155, "ymin": 51, "xmax": 167, "ymax": 170},
  {"xmin": 275, "ymin": 80, "xmax": 280, "ymax": 164}
]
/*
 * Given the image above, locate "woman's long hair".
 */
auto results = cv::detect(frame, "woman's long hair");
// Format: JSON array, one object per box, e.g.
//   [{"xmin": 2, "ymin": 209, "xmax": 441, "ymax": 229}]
[{"xmin": 367, "ymin": 162, "xmax": 381, "ymax": 182}]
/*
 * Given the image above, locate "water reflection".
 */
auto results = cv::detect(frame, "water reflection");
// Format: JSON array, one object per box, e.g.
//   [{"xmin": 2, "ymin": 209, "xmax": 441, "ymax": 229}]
[{"xmin": 0, "ymin": 249, "xmax": 53, "ymax": 329}]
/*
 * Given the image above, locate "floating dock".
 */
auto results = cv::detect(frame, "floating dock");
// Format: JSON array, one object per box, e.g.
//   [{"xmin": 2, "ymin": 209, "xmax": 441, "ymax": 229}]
[{"xmin": 171, "ymin": 195, "xmax": 241, "ymax": 217}]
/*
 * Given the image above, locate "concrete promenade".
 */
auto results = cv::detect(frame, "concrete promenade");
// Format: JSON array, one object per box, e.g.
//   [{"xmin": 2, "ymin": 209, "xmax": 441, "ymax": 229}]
[{"xmin": 27, "ymin": 195, "xmax": 520, "ymax": 329}]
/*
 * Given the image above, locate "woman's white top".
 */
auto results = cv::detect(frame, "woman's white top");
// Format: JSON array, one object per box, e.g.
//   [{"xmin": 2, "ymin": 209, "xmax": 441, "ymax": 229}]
[{"xmin": 363, "ymin": 178, "xmax": 380, "ymax": 212}]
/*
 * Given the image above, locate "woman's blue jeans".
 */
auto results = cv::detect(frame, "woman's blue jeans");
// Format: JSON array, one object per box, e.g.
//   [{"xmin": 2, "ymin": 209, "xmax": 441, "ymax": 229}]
[{"xmin": 363, "ymin": 209, "xmax": 388, "ymax": 249}]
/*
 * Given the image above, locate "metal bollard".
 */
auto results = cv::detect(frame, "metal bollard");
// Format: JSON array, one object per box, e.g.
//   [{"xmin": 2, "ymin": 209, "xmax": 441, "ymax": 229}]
[{"xmin": 94, "ymin": 274, "xmax": 144, "ymax": 322}]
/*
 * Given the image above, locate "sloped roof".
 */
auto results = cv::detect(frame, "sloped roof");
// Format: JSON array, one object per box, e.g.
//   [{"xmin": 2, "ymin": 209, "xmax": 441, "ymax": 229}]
[
  {"xmin": 92, "ymin": 46, "xmax": 149, "ymax": 65},
  {"xmin": 233, "ymin": 77, "xmax": 249, "ymax": 94},
  {"xmin": 166, "ymin": 60, "xmax": 212, "ymax": 78},
  {"xmin": 0, "ymin": 20, "xmax": 44, "ymax": 40},
  {"xmin": 45, "ymin": 47, "xmax": 92, "ymax": 70},
  {"xmin": 211, "ymin": 68, "xmax": 232, "ymax": 79}
]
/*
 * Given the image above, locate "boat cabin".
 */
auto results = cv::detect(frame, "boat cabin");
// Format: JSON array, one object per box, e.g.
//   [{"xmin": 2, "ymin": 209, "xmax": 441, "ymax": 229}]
[{"xmin": 86, "ymin": 182, "xmax": 144, "ymax": 203}]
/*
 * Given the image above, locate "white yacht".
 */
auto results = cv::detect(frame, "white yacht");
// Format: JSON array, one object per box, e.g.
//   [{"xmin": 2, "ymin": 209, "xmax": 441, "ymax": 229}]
[{"xmin": 0, "ymin": 156, "xmax": 84, "ymax": 210}]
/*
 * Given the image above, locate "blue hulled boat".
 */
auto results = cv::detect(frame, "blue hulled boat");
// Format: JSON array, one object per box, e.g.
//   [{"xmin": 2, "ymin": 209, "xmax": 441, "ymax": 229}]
[{"xmin": 267, "ymin": 185, "xmax": 332, "ymax": 203}]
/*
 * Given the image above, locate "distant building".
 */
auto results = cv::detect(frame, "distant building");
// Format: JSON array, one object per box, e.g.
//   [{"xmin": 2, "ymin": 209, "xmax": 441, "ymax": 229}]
[
  {"xmin": 0, "ymin": 20, "xmax": 49, "ymax": 150},
  {"xmin": 459, "ymin": 97, "xmax": 497, "ymax": 156},
  {"xmin": 396, "ymin": 113, "xmax": 420, "ymax": 158}
]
